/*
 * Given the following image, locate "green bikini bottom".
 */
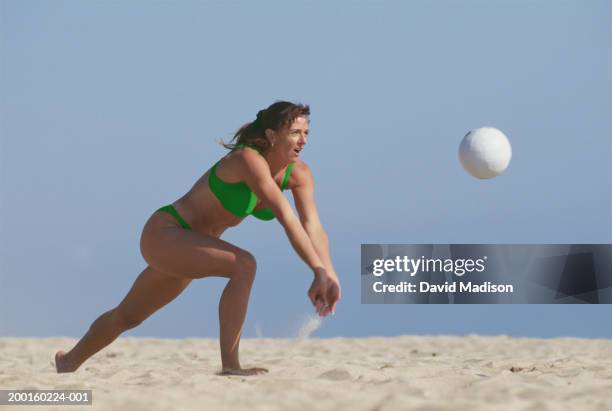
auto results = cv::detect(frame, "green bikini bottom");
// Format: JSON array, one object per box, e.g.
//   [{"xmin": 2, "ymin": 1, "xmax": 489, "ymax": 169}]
[{"xmin": 156, "ymin": 204, "xmax": 192, "ymax": 230}]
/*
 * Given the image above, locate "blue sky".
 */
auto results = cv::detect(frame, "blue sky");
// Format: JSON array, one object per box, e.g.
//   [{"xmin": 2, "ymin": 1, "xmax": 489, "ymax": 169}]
[{"xmin": 1, "ymin": 0, "xmax": 611, "ymax": 339}]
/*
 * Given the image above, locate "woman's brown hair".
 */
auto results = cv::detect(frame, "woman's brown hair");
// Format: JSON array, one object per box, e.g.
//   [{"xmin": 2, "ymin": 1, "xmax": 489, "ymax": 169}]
[{"xmin": 222, "ymin": 101, "xmax": 310, "ymax": 152}]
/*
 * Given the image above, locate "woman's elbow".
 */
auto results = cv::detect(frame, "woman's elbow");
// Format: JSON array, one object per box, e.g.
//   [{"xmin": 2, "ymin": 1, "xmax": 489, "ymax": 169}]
[{"xmin": 276, "ymin": 209, "xmax": 300, "ymax": 228}]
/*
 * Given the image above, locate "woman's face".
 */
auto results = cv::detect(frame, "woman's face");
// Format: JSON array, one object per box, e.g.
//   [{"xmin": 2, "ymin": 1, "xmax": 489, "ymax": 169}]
[{"xmin": 266, "ymin": 116, "xmax": 309, "ymax": 162}]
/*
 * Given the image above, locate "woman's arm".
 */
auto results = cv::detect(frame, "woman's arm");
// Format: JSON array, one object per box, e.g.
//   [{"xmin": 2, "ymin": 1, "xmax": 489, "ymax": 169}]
[{"xmin": 291, "ymin": 161, "xmax": 341, "ymax": 314}]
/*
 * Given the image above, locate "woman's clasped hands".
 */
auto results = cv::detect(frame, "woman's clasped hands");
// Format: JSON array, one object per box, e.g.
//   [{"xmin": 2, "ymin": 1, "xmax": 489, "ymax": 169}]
[{"xmin": 308, "ymin": 267, "xmax": 341, "ymax": 317}]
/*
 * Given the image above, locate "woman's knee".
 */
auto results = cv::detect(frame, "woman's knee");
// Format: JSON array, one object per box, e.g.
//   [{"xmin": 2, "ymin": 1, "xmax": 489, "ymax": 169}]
[{"xmin": 231, "ymin": 250, "xmax": 257, "ymax": 282}]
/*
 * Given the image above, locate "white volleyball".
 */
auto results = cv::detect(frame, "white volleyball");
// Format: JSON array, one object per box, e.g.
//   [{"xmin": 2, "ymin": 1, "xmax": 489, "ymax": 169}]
[{"xmin": 458, "ymin": 127, "xmax": 512, "ymax": 179}]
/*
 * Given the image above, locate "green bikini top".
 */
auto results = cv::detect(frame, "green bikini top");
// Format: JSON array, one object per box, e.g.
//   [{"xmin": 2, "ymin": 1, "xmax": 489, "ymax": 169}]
[{"xmin": 208, "ymin": 144, "xmax": 294, "ymax": 221}]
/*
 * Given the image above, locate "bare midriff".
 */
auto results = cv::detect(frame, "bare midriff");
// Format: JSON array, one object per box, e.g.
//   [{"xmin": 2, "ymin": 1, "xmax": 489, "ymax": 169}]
[{"xmin": 158, "ymin": 169, "xmax": 243, "ymax": 238}]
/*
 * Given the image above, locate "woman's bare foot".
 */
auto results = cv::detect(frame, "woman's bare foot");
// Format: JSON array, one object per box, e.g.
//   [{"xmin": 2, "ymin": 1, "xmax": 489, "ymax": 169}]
[
  {"xmin": 55, "ymin": 351, "xmax": 77, "ymax": 373},
  {"xmin": 219, "ymin": 366, "xmax": 269, "ymax": 376}
]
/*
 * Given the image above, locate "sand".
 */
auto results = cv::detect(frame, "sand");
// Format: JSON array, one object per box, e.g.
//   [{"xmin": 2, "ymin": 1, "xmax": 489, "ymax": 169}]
[{"xmin": 1, "ymin": 335, "xmax": 612, "ymax": 411}]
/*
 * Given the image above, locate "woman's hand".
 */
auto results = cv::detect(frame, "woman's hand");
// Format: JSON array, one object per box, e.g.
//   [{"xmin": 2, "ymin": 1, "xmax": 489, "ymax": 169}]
[{"xmin": 308, "ymin": 268, "xmax": 341, "ymax": 317}]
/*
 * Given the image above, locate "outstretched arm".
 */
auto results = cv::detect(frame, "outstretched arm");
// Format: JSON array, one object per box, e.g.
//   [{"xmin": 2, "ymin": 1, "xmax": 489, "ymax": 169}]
[{"xmin": 291, "ymin": 161, "xmax": 341, "ymax": 315}]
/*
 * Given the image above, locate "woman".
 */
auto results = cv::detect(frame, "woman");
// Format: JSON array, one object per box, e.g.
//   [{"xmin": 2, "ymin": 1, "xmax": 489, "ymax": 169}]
[{"xmin": 55, "ymin": 101, "xmax": 341, "ymax": 376}]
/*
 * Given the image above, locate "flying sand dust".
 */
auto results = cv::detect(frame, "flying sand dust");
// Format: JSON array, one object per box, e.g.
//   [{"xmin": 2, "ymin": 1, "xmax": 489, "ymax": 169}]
[{"xmin": 297, "ymin": 315, "xmax": 322, "ymax": 339}]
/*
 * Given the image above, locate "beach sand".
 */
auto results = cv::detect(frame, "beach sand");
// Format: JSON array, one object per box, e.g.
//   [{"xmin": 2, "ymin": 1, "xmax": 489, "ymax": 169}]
[{"xmin": 1, "ymin": 335, "xmax": 611, "ymax": 411}]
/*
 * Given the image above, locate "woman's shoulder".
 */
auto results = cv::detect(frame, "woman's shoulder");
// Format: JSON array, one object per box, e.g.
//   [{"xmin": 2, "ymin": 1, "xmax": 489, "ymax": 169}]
[
  {"xmin": 222, "ymin": 144, "xmax": 266, "ymax": 167},
  {"xmin": 288, "ymin": 159, "xmax": 313, "ymax": 188},
  {"xmin": 215, "ymin": 145, "xmax": 266, "ymax": 183}
]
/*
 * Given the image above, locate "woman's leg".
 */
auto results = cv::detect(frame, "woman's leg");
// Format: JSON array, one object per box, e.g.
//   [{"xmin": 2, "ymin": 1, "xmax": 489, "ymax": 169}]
[
  {"xmin": 56, "ymin": 265, "xmax": 191, "ymax": 372},
  {"xmin": 57, "ymin": 212, "xmax": 268, "ymax": 375},
  {"xmin": 139, "ymin": 221, "xmax": 267, "ymax": 375}
]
